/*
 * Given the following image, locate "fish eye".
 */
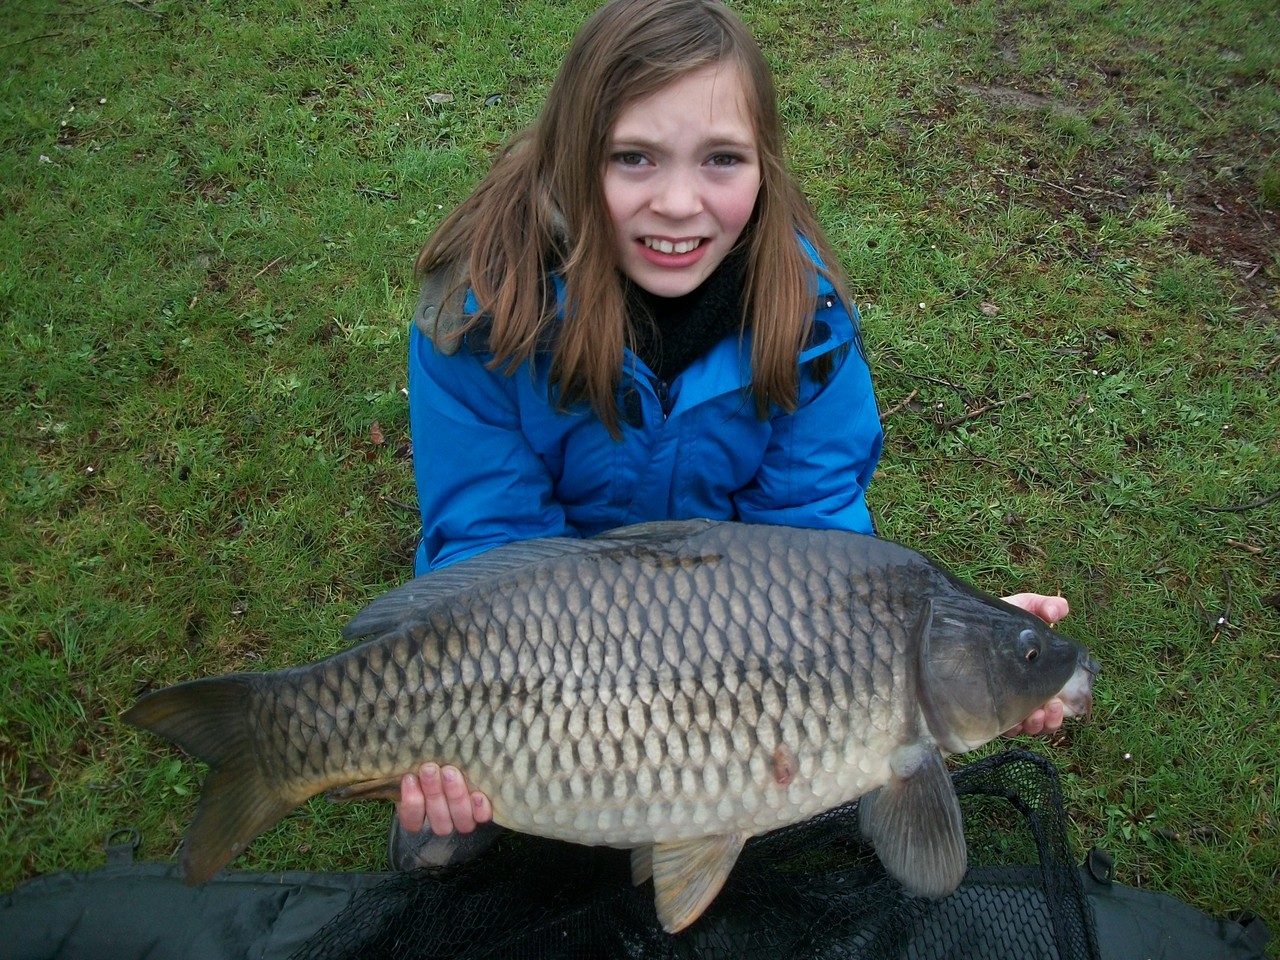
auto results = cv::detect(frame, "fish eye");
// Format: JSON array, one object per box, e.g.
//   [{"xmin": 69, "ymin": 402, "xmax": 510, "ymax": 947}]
[{"xmin": 1018, "ymin": 628, "xmax": 1041, "ymax": 662}]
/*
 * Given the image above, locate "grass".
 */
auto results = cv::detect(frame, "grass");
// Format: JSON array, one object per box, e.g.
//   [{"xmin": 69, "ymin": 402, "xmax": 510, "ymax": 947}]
[{"xmin": 2, "ymin": 0, "xmax": 1277, "ymax": 945}]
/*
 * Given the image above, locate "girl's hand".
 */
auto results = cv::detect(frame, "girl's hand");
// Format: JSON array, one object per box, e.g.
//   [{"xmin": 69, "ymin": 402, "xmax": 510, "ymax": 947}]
[
  {"xmin": 1002, "ymin": 593, "xmax": 1071, "ymax": 737},
  {"xmin": 397, "ymin": 763, "xmax": 493, "ymax": 835}
]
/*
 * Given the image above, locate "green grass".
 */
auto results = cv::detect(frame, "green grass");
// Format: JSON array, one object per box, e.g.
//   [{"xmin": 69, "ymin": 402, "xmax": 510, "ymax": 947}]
[{"xmin": 2, "ymin": 0, "xmax": 1277, "ymax": 946}]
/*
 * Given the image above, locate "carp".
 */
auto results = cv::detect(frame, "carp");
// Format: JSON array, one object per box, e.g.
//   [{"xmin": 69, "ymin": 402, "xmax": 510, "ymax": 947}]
[{"xmin": 124, "ymin": 519, "xmax": 1097, "ymax": 933}]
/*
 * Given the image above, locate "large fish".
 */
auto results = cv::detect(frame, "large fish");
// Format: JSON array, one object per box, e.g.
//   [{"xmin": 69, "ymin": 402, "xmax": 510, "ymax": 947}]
[{"xmin": 124, "ymin": 519, "xmax": 1097, "ymax": 933}]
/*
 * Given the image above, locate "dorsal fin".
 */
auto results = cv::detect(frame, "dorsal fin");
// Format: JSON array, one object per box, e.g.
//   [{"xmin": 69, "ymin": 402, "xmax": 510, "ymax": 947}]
[
  {"xmin": 342, "ymin": 520, "xmax": 721, "ymax": 641},
  {"xmin": 596, "ymin": 518, "xmax": 717, "ymax": 542},
  {"xmin": 343, "ymin": 537, "xmax": 601, "ymax": 640}
]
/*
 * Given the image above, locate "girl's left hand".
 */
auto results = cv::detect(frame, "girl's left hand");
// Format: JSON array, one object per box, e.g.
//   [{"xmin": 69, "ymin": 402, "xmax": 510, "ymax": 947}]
[{"xmin": 398, "ymin": 763, "xmax": 493, "ymax": 835}]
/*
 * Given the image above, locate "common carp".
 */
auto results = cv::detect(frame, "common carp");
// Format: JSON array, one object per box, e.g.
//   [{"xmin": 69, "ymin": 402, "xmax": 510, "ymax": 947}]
[{"xmin": 124, "ymin": 519, "xmax": 1097, "ymax": 933}]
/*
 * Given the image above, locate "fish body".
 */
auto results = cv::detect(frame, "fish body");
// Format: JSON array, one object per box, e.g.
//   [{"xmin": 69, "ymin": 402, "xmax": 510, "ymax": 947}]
[{"xmin": 125, "ymin": 519, "xmax": 1097, "ymax": 933}]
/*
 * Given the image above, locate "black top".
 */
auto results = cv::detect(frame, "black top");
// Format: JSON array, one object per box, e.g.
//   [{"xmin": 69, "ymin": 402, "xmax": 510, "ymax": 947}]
[{"xmin": 626, "ymin": 247, "xmax": 748, "ymax": 385}]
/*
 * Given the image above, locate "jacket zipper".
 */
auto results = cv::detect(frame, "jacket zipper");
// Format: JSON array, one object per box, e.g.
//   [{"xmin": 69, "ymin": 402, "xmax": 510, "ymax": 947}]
[{"xmin": 652, "ymin": 378, "xmax": 672, "ymax": 420}]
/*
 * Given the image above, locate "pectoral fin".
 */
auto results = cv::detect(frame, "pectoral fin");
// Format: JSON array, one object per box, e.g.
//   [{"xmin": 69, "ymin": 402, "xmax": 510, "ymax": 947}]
[
  {"xmin": 858, "ymin": 742, "xmax": 966, "ymax": 898},
  {"xmin": 644, "ymin": 834, "xmax": 746, "ymax": 934},
  {"xmin": 327, "ymin": 776, "xmax": 404, "ymax": 802}
]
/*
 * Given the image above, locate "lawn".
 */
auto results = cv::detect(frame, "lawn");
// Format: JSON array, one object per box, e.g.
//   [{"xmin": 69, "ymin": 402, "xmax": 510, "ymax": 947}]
[{"xmin": 2, "ymin": 0, "xmax": 1277, "ymax": 946}]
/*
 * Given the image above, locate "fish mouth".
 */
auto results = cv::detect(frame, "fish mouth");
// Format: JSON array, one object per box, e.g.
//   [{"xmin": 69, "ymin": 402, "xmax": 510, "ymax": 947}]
[{"xmin": 1058, "ymin": 653, "xmax": 1100, "ymax": 719}]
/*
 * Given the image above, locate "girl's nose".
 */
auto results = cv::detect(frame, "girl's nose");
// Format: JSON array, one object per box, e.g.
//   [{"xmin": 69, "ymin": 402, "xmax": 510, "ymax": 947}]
[{"xmin": 650, "ymin": 172, "xmax": 703, "ymax": 219}]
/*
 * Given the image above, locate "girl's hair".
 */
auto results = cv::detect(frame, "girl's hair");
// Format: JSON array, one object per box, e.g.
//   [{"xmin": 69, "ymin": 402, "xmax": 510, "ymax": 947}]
[{"xmin": 416, "ymin": 0, "xmax": 854, "ymax": 436}]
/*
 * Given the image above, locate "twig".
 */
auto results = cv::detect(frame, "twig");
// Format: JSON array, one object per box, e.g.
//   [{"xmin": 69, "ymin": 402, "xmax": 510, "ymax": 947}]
[
  {"xmin": 0, "ymin": 33, "xmax": 64, "ymax": 49},
  {"xmin": 123, "ymin": 0, "xmax": 161, "ymax": 16},
  {"xmin": 1225, "ymin": 539, "xmax": 1262, "ymax": 554},
  {"xmin": 253, "ymin": 255, "xmax": 287, "ymax": 279},
  {"xmin": 379, "ymin": 495, "xmax": 418, "ymax": 514},
  {"xmin": 354, "ymin": 186, "xmax": 401, "ymax": 201},
  {"xmin": 0, "ymin": 428, "xmax": 57, "ymax": 446},
  {"xmin": 1236, "ymin": 190, "xmax": 1278, "ymax": 233},
  {"xmin": 1206, "ymin": 572, "xmax": 1234, "ymax": 644},
  {"xmin": 879, "ymin": 388, "xmax": 920, "ymax": 421},
  {"xmin": 925, "ymin": 245, "xmax": 1017, "ymax": 311},
  {"xmin": 1203, "ymin": 489, "xmax": 1280, "ymax": 513},
  {"xmin": 939, "ymin": 392, "xmax": 1032, "ymax": 431},
  {"xmin": 875, "ymin": 357, "xmax": 969, "ymax": 397},
  {"xmin": 1013, "ymin": 170, "xmax": 1129, "ymax": 201}
]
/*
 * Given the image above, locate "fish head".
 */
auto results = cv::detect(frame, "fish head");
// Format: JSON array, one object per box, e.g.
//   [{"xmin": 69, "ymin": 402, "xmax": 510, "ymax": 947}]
[{"xmin": 916, "ymin": 593, "xmax": 1097, "ymax": 753}]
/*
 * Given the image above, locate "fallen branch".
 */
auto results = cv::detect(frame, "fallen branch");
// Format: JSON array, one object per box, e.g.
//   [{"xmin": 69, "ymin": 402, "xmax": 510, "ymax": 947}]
[
  {"xmin": 879, "ymin": 388, "xmax": 920, "ymax": 421},
  {"xmin": 1, "ymin": 32, "xmax": 64, "ymax": 49},
  {"xmin": 939, "ymin": 392, "xmax": 1032, "ymax": 431},
  {"xmin": 253, "ymin": 255, "xmax": 287, "ymax": 279},
  {"xmin": 123, "ymin": 0, "xmax": 162, "ymax": 16},
  {"xmin": 1203, "ymin": 489, "xmax": 1280, "ymax": 513},
  {"xmin": 874, "ymin": 357, "xmax": 970, "ymax": 403},
  {"xmin": 1007, "ymin": 169, "xmax": 1129, "ymax": 201}
]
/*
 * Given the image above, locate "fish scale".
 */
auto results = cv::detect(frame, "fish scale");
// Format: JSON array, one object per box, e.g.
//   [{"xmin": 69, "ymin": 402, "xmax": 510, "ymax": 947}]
[{"xmin": 124, "ymin": 519, "xmax": 1097, "ymax": 934}]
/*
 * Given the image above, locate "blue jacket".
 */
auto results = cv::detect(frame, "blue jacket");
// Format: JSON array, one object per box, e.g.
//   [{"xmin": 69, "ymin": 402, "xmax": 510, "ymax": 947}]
[{"xmin": 407, "ymin": 259, "xmax": 882, "ymax": 574}]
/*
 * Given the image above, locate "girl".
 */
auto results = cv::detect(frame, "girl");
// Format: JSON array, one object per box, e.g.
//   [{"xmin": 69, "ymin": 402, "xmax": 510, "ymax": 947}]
[{"xmin": 393, "ymin": 0, "xmax": 1068, "ymax": 865}]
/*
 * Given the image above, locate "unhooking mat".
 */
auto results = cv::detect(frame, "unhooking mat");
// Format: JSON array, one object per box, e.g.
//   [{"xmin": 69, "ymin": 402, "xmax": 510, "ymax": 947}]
[{"xmin": 3, "ymin": 751, "xmax": 1270, "ymax": 960}]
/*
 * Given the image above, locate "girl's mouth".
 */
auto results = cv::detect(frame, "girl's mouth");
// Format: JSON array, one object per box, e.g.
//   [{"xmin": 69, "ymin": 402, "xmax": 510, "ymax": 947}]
[{"xmin": 642, "ymin": 237, "xmax": 703, "ymax": 255}]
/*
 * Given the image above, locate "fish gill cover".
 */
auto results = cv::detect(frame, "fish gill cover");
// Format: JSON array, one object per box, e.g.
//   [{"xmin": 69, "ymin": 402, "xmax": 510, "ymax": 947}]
[{"xmin": 290, "ymin": 750, "xmax": 1099, "ymax": 960}]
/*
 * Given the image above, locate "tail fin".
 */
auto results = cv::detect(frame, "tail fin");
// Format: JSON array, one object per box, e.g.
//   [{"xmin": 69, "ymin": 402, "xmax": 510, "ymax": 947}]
[{"xmin": 123, "ymin": 675, "xmax": 303, "ymax": 884}]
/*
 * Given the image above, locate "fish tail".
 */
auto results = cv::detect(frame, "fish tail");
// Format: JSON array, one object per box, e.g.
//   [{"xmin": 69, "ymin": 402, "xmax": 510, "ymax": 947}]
[{"xmin": 123, "ymin": 675, "xmax": 302, "ymax": 885}]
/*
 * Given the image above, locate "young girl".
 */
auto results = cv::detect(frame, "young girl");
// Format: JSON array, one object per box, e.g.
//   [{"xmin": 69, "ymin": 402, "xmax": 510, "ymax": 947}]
[{"xmin": 393, "ymin": 0, "xmax": 1069, "ymax": 865}]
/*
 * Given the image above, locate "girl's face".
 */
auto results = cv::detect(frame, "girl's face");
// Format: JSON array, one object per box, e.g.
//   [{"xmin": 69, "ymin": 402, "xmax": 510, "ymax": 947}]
[{"xmin": 603, "ymin": 63, "xmax": 761, "ymax": 298}]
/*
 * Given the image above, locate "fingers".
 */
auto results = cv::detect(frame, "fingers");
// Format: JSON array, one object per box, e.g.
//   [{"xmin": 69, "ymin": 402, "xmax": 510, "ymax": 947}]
[
  {"xmin": 398, "ymin": 763, "xmax": 492, "ymax": 835},
  {"xmin": 1003, "ymin": 592, "xmax": 1070, "ymax": 626},
  {"xmin": 471, "ymin": 789, "xmax": 494, "ymax": 825},
  {"xmin": 397, "ymin": 772, "xmax": 426, "ymax": 833},
  {"xmin": 1041, "ymin": 697, "xmax": 1065, "ymax": 733},
  {"xmin": 424, "ymin": 763, "xmax": 475, "ymax": 835},
  {"xmin": 1003, "ymin": 711, "xmax": 1037, "ymax": 737},
  {"xmin": 1003, "ymin": 697, "xmax": 1066, "ymax": 738}
]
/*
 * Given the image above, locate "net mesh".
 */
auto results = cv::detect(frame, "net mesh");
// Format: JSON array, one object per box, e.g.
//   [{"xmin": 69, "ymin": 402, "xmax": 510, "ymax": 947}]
[{"xmin": 292, "ymin": 749, "xmax": 1099, "ymax": 960}]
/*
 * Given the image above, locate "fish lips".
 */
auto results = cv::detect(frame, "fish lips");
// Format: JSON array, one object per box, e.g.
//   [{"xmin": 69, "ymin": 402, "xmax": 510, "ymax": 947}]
[{"xmin": 1058, "ymin": 651, "xmax": 1100, "ymax": 720}]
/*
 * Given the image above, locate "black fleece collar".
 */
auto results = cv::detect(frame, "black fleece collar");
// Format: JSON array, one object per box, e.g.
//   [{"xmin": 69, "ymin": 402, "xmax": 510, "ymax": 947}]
[{"xmin": 626, "ymin": 247, "xmax": 749, "ymax": 384}]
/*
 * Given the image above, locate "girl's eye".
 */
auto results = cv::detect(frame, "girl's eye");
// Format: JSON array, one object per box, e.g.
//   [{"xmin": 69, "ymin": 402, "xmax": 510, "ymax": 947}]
[
  {"xmin": 612, "ymin": 151, "xmax": 647, "ymax": 167},
  {"xmin": 708, "ymin": 153, "xmax": 741, "ymax": 167}
]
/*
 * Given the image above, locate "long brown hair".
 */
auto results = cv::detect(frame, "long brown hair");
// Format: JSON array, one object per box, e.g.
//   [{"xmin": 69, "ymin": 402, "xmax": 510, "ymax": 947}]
[{"xmin": 416, "ymin": 0, "xmax": 855, "ymax": 436}]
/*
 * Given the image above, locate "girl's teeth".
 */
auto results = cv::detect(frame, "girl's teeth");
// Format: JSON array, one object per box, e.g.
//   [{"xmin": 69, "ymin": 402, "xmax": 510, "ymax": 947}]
[{"xmin": 645, "ymin": 238, "xmax": 700, "ymax": 254}]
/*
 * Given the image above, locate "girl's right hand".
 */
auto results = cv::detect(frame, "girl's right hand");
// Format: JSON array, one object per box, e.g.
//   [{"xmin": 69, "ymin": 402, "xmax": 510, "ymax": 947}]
[{"xmin": 397, "ymin": 762, "xmax": 494, "ymax": 835}]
